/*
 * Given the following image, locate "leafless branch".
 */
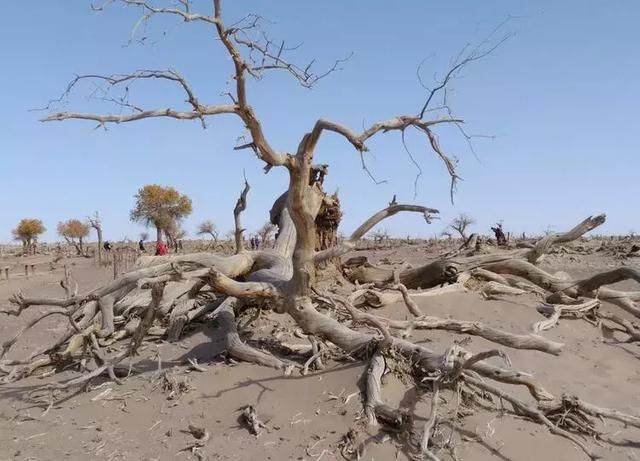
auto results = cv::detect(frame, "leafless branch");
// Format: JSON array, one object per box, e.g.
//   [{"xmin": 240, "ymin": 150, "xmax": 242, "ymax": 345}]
[
  {"xmin": 417, "ymin": 18, "xmax": 514, "ymax": 117},
  {"xmin": 314, "ymin": 203, "xmax": 439, "ymax": 263},
  {"xmin": 306, "ymin": 116, "xmax": 462, "ymax": 197},
  {"xmin": 92, "ymin": 0, "xmax": 217, "ymax": 25}
]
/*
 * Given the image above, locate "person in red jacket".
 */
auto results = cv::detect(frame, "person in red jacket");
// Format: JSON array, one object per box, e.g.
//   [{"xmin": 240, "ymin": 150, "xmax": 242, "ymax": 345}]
[{"xmin": 155, "ymin": 240, "xmax": 168, "ymax": 256}]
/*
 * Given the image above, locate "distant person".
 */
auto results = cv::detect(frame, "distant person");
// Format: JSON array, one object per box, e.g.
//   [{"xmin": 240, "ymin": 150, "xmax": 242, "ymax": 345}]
[
  {"xmin": 155, "ymin": 240, "xmax": 168, "ymax": 256},
  {"xmin": 250, "ymin": 236, "xmax": 256, "ymax": 250},
  {"xmin": 138, "ymin": 239, "xmax": 146, "ymax": 252},
  {"xmin": 491, "ymin": 224, "xmax": 507, "ymax": 246},
  {"xmin": 255, "ymin": 236, "xmax": 261, "ymax": 249},
  {"xmin": 103, "ymin": 241, "xmax": 113, "ymax": 252}
]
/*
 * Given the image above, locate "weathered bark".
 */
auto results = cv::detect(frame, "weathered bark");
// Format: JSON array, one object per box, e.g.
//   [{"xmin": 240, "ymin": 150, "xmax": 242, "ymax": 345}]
[
  {"xmin": 343, "ymin": 257, "xmax": 457, "ymax": 289},
  {"xmin": 213, "ymin": 297, "xmax": 291, "ymax": 371},
  {"xmin": 315, "ymin": 193, "xmax": 341, "ymax": 253},
  {"xmin": 233, "ymin": 178, "xmax": 250, "ymax": 254},
  {"xmin": 533, "ymin": 299, "xmax": 600, "ymax": 333},
  {"xmin": 384, "ymin": 315, "xmax": 564, "ymax": 355},
  {"xmin": 485, "ymin": 260, "xmax": 640, "ymax": 318},
  {"xmin": 350, "ymin": 283, "xmax": 466, "ymax": 309},
  {"xmin": 315, "ymin": 203, "xmax": 438, "ymax": 264},
  {"xmin": 527, "ymin": 214, "xmax": 606, "ymax": 264}
]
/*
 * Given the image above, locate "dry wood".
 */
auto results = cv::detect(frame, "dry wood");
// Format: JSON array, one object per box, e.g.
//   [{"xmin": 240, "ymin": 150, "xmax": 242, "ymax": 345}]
[
  {"xmin": 599, "ymin": 311, "xmax": 640, "ymax": 342},
  {"xmin": 526, "ymin": 214, "xmax": 606, "ymax": 264},
  {"xmin": 532, "ymin": 299, "xmax": 600, "ymax": 333},
  {"xmin": 233, "ymin": 177, "xmax": 250, "ymax": 254}
]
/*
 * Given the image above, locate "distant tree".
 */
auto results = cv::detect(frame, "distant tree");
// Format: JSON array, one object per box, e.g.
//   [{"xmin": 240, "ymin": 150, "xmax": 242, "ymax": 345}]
[
  {"xmin": 370, "ymin": 228, "xmax": 390, "ymax": 248},
  {"xmin": 197, "ymin": 220, "xmax": 219, "ymax": 242},
  {"xmin": 140, "ymin": 231, "xmax": 149, "ymax": 241},
  {"xmin": 129, "ymin": 184, "xmax": 193, "ymax": 243},
  {"xmin": 57, "ymin": 219, "xmax": 90, "ymax": 255},
  {"xmin": 12, "ymin": 218, "xmax": 46, "ymax": 255},
  {"xmin": 164, "ymin": 219, "xmax": 187, "ymax": 252},
  {"xmin": 448, "ymin": 213, "xmax": 475, "ymax": 239},
  {"xmin": 258, "ymin": 222, "xmax": 277, "ymax": 248},
  {"xmin": 440, "ymin": 229, "xmax": 453, "ymax": 239}
]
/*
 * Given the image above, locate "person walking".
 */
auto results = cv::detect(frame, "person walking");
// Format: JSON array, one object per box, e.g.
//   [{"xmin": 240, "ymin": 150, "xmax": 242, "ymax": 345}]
[{"xmin": 155, "ymin": 240, "xmax": 168, "ymax": 256}]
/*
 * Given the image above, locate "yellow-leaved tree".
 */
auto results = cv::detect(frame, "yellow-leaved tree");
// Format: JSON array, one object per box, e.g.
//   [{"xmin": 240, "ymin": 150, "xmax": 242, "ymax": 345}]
[
  {"xmin": 57, "ymin": 219, "xmax": 90, "ymax": 255},
  {"xmin": 12, "ymin": 218, "xmax": 46, "ymax": 255},
  {"xmin": 129, "ymin": 185, "xmax": 193, "ymax": 243}
]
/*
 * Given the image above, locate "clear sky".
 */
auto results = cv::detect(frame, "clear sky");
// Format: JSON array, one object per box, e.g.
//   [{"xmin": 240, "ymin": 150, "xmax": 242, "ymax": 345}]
[{"xmin": 1, "ymin": 1, "xmax": 638, "ymax": 243}]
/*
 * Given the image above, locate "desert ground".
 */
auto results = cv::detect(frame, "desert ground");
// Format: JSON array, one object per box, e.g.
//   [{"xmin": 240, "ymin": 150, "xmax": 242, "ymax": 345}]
[{"xmin": 1, "ymin": 236, "xmax": 639, "ymax": 461}]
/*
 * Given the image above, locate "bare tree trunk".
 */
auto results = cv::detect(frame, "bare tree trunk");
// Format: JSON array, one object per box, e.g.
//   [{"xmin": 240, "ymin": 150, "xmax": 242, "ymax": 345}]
[
  {"xmin": 344, "ymin": 257, "xmax": 456, "ymax": 289},
  {"xmin": 64, "ymin": 237, "xmax": 82, "ymax": 256},
  {"xmin": 233, "ymin": 177, "xmax": 250, "ymax": 254},
  {"xmin": 88, "ymin": 213, "xmax": 103, "ymax": 265}
]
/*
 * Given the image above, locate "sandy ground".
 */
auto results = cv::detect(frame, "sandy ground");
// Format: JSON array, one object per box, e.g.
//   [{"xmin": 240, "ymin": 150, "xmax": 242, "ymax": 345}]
[{"xmin": 0, "ymin": 245, "xmax": 639, "ymax": 461}]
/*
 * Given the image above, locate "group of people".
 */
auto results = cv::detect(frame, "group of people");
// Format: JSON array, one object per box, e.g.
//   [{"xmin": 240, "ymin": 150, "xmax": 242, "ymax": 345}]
[
  {"xmin": 249, "ymin": 235, "xmax": 261, "ymax": 250},
  {"xmin": 140, "ymin": 238, "xmax": 170, "ymax": 256},
  {"xmin": 102, "ymin": 238, "xmax": 170, "ymax": 256}
]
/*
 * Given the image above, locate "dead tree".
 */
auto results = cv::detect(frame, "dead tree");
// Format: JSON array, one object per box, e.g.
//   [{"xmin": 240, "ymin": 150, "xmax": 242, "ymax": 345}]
[
  {"xmin": 448, "ymin": 212, "xmax": 475, "ymax": 239},
  {"xmin": 87, "ymin": 212, "xmax": 104, "ymax": 264},
  {"xmin": 257, "ymin": 222, "xmax": 276, "ymax": 249},
  {"xmin": 2, "ymin": 3, "xmax": 637, "ymax": 459},
  {"xmin": 197, "ymin": 220, "xmax": 219, "ymax": 245},
  {"xmin": 233, "ymin": 177, "xmax": 250, "ymax": 254}
]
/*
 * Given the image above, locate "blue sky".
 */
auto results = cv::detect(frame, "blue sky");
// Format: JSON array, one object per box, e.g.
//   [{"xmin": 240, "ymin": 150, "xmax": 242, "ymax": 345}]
[{"xmin": 1, "ymin": 1, "xmax": 638, "ymax": 242}]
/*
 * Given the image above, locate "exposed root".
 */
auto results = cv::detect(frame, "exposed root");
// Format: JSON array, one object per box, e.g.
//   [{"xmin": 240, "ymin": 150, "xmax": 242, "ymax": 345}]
[
  {"xmin": 480, "ymin": 281, "xmax": 528, "ymax": 300},
  {"xmin": 533, "ymin": 299, "xmax": 600, "ymax": 333},
  {"xmin": 349, "ymin": 283, "xmax": 465, "ymax": 309},
  {"xmin": 464, "ymin": 375, "xmax": 599, "ymax": 459},
  {"xmin": 324, "ymin": 293, "xmax": 564, "ymax": 355},
  {"xmin": 214, "ymin": 297, "xmax": 295, "ymax": 373},
  {"xmin": 420, "ymin": 380, "xmax": 441, "ymax": 460}
]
